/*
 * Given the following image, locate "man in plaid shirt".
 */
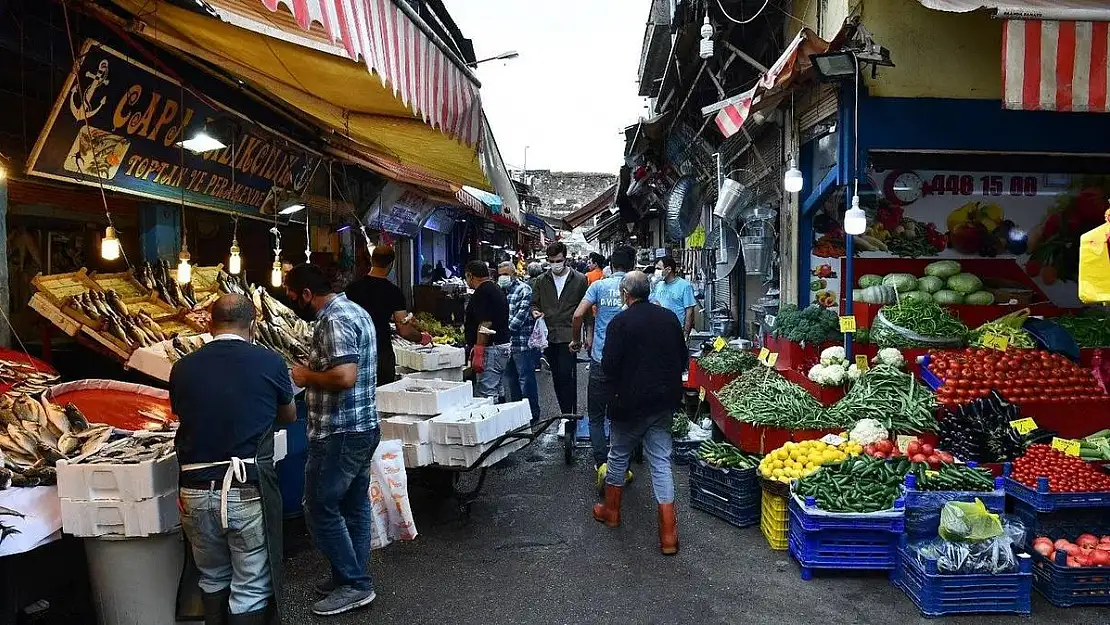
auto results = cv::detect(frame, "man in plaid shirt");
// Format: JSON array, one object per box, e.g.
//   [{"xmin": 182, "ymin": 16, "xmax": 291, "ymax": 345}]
[
  {"xmin": 497, "ymin": 262, "xmax": 539, "ymax": 422},
  {"xmin": 287, "ymin": 264, "xmax": 379, "ymax": 617}
]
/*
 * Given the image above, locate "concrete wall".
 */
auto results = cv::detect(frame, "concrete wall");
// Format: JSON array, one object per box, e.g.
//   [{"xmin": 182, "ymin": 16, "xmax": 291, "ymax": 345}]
[{"xmin": 521, "ymin": 170, "xmax": 617, "ymax": 220}]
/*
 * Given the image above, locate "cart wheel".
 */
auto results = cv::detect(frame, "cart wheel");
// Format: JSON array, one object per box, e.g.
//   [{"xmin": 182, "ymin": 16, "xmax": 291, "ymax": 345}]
[{"xmin": 564, "ymin": 419, "xmax": 574, "ymax": 464}]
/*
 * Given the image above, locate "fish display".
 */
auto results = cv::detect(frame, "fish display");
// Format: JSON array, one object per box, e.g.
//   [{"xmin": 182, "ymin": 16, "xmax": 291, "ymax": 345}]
[
  {"xmin": 0, "ymin": 392, "xmax": 114, "ymax": 489},
  {"xmin": 249, "ymin": 287, "xmax": 311, "ymax": 366},
  {"xmin": 70, "ymin": 288, "xmax": 176, "ymax": 351},
  {"xmin": 76, "ymin": 431, "xmax": 175, "ymax": 465},
  {"xmin": 0, "ymin": 358, "xmax": 60, "ymax": 395},
  {"xmin": 165, "ymin": 335, "xmax": 207, "ymax": 362},
  {"xmin": 138, "ymin": 260, "xmax": 198, "ymax": 309}
]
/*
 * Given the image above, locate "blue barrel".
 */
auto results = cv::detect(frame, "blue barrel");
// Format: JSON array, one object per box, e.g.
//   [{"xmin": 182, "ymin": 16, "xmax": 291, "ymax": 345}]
[{"xmin": 277, "ymin": 398, "xmax": 308, "ymax": 517}]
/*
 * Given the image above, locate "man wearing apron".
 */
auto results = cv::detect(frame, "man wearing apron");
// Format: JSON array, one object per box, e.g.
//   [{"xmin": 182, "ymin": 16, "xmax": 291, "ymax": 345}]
[{"xmin": 172, "ymin": 294, "xmax": 297, "ymax": 624}]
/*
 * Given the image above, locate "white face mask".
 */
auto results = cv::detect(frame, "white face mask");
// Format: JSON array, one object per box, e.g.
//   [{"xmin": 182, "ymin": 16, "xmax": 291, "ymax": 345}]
[
  {"xmin": 550, "ymin": 261, "xmax": 566, "ymax": 275},
  {"xmin": 497, "ymin": 275, "xmax": 512, "ymax": 288}
]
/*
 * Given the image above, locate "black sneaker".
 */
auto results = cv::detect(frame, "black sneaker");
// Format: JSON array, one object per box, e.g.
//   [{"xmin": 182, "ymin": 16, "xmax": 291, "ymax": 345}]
[
  {"xmin": 312, "ymin": 586, "xmax": 376, "ymax": 616},
  {"xmin": 313, "ymin": 577, "xmax": 337, "ymax": 596}
]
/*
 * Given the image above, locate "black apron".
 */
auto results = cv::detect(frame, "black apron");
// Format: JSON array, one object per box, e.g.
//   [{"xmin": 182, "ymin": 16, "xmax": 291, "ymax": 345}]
[{"xmin": 176, "ymin": 425, "xmax": 284, "ymax": 623}]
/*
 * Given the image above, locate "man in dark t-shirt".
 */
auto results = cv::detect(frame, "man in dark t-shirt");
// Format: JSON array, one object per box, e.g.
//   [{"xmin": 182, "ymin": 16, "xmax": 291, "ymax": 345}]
[
  {"xmin": 345, "ymin": 245, "xmax": 431, "ymax": 385},
  {"xmin": 464, "ymin": 260, "xmax": 510, "ymax": 399}
]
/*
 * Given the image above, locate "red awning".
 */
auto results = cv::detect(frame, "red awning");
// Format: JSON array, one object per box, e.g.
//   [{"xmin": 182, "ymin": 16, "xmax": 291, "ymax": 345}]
[{"xmin": 1002, "ymin": 18, "xmax": 1109, "ymax": 112}]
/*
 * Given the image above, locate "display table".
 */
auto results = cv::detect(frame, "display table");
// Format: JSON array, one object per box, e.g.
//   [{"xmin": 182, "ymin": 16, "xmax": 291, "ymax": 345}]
[{"xmin": 0, "ymin": 486, "xmax": 62, "ymax": 558}]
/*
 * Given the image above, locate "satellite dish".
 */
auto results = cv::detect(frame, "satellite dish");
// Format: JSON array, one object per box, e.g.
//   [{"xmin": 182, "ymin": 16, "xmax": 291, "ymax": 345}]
[{"xmin": 666, "ymin": 175, "xmax": 701, "ymax": 242}]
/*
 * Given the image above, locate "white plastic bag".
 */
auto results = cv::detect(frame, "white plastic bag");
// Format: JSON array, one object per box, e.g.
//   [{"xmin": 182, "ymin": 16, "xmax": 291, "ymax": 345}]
[
  {"xmin": 369, "ymin": 439, "xmax": 418, "ymax": 549},
  {"xmin": 529, "ymin": 317, "xmax": 549, "ymax": 350}
]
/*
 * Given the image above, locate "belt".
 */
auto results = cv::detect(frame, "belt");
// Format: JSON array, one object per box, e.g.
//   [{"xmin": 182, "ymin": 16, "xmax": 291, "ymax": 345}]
[{"xmin": 179, "ymin": 456, "xmax": 256, "ymax": 530}]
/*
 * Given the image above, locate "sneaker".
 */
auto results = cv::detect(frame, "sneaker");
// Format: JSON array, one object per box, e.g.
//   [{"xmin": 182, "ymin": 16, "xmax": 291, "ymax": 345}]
[
  {"xmin": 312, "ymin": 586, "xmax": 376, "ymax": 616},
  {"xmin": 313, "ymin": 577, "xmax": 337, "ymax": 597}
]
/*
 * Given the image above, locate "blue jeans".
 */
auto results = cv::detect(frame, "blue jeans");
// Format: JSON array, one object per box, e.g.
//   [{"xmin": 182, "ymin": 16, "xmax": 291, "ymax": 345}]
[
  {"xmin": 605, "ymin": 413, "xmax": 675, "ymax": 504},
  {"xmin": 180, "ymin": 486, "xmax": 272, "ymax": 614},
  {"xmin": 304, "ymin": 429, "xmax": 380, "ymax": 592},
  {"xmin": 502, "ymin": 349, "xmax": 540, "ymax": 421},
  {"xmin": 476, "ymin": 344, "xmax": 511, "ymax": 399},
  {"xmin": 587, "ymin": 361, "xmax": 610, "ymax": 466}
]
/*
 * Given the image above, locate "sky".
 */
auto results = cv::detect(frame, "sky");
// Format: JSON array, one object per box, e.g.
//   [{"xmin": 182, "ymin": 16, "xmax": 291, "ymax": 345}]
[{"xmin": 445, "ymin": 0, "xmax": 651, "ymax": 174}]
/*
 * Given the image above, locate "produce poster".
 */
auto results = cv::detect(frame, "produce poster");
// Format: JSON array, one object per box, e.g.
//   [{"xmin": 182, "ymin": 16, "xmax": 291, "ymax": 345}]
[{"xmin": 808, "ymin": 170, "xmax": 1110, "ymax": 308}]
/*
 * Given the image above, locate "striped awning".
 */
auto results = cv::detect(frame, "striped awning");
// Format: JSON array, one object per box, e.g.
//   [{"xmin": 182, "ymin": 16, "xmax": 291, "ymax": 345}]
[
  {"xmin": 253, "ymin": 0, "xmax": 484, "ymax": 146},
  {"xmin": 1003, "ymin": 19, "xmax": 1109, "ymax": 112}
]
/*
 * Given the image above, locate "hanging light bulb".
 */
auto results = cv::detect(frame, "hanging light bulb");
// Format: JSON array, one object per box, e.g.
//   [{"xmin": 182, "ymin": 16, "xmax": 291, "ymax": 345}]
[
  {"xmin": 699, "ymin": 14, "xmax": 714, "ymax": 59},
  {"xmin": 784, "ymin": 158, "xmax": 804, "ymax": 193},
  {"xmin": 228, "ymin": 239, "xmax": 242, "ymax": 275},
  {"xmin": 176, "ymin": 244, "xmax": 192, "ymax": 284},
  {"xmin": 270, "ymin": 259, "xmax": 283, "ymax": 288},
  {"xmin": 101, "ymin": 226, "xmax": 120, "ymax": 261},
  {"xmin": 844, "ymin": 195, "xmax": 867, "ymax": 236}
]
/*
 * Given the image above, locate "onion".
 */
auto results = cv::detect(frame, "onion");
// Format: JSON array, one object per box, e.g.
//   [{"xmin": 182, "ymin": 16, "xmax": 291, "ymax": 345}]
[{"xmin": 1033, "ymin": 541, "xmax": 1054, "ymax": 557}]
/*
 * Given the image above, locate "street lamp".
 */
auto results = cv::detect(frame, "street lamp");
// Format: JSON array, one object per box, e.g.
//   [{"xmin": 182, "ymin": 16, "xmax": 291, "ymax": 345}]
[{"xmin": 469, "ymin": 50, "xmax": 519, "ymax": 67}]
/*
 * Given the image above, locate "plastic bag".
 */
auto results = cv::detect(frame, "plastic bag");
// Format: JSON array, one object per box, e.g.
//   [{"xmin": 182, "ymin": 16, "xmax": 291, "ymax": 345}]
[
  {"xmin": 913, "ymin": 537, "xmax": 1020, "ymax": 575},
  {"xmin": 529, "ymin": 317, "xmax": 549, "ymax": 350},
  {"xmin": 939, "ymin": 498, "xmax": 1003, "ymax": 543},
  {"xmin": 874, "ymin": 309, "xmax": 964, "ymax": 348},
  {"xmin": 1079, "ymin": 221, "xmax": 1110, "ymax": 303},
  {"xmin": 369, "ymin": 439, "xmax": 418, "ymax": 549}
]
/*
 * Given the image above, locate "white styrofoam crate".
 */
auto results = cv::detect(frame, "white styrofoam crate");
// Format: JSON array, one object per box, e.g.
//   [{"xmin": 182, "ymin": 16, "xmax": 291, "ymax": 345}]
[
  {"xmin": 400, "ymin": 366, "xmax": 465, "ymax": 382},
  {"xmin": 394, "ymin": 344, "xmax": 466, "ymax": 371},
  {"xmin": 402, "ymin": 443, "xmax": 433, "ymax": 468},
  {"xmin": 56, "ymin": 454, "xmax": 179, "ymax": 502},
  {"xmin": 61, "ymin": 490, "xmax": 180, "ymax": 538},
  {"xmin": 432, "ymin": 438, "xmax": 528, "ymax": 468},
  {"xmin": 429, "ymin": 400, "xmax": 531, "ymax": 446},
  {"xmin": 376, "ymin": 378, "xmax": 474, "ymax": 416},
  {"xmin": 381, "ymin": 415, "xmax": 434, "ymax": 445}
]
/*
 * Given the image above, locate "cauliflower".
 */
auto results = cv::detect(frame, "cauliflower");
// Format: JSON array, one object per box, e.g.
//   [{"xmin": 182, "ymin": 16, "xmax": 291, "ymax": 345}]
[
  {"xmin": 807, "ymin": 364, "xmax": 825, "ymax": 382},
  {"xmin": 849, "ymin": 418, "xmax": 888, "ymax": 445},
  {"xmin": 847, "ymin": 363, "xmax": 864, "ymax": 381},
  {"xmin": 820, "ymin": 346, "xmax": 846, "ymax": 366},
  {"xmin": 873, "ymin": 348, "xmax": 905, "ymax": 369},
  {"xmin": 816, "ymin": 363, "xmax": 847, "ymax": 386}
]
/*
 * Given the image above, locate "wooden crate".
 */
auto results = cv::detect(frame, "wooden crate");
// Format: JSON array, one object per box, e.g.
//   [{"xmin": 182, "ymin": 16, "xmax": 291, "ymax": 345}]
[
  {"xmin": 158, "ymin": 316, "xmax": 202, "ymax": 338},
  {"xmin": 89, "ymin": 270, "xmax": 149, "ymax": 298},
  {"xmin": 28, "ymin": 293, "xmax": 81, "ymax": 337},
  {"xmin": 191, "ymin": 265, "xmax": 224, "ymax": 293},
  {"xmin": 31, "ymin": 269, "xmax": 97, "ymax": 307},
  {"xmin": 122, "ymin": 294, "xmax": 182, "ymax": 322},
  {"xmin": 80, "ymin": 326, "xmax": 133, "ymax": 360}
]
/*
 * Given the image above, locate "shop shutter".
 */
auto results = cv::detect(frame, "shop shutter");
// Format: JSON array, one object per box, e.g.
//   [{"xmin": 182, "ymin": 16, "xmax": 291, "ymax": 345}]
[
  {"xmin": 798, "ymin": 85, "xmax": 838, "ymax": 134},
  {"xmin": 7, "ymin": 178, "xmax": 143, "ymax": 218}
]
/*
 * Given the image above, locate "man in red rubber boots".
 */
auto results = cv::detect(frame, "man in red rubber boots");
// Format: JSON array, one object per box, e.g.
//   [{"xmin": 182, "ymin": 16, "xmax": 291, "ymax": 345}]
[{"xmin": 591, "ymin": 270, "xmax": 687, "ymax": 555}]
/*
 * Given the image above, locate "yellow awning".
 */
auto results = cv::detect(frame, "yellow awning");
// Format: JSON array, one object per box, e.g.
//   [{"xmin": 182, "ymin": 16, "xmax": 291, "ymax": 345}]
[{"xmin": 111, "ymin": 0, "xmax": 491, "ymax": 191}]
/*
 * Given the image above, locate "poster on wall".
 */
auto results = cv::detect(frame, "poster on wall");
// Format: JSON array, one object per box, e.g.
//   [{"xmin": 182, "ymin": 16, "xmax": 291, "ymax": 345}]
[{"xmin": 808, "ymin": 170, "xmax": 1110, "ymax": 309}]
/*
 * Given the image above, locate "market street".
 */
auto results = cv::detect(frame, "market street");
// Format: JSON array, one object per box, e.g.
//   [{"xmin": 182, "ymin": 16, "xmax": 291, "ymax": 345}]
[{"xmin": 278, "ymin": 365, "xmax": 1108, "ymax": 625}]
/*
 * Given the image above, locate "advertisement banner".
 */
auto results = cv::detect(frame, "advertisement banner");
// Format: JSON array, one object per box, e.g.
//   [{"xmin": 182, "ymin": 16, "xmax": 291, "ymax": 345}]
[
  {"xmin": 26, "ymin": 40, "xmax": 320, "ymax": 218},
  {"xmin": 364, "ymin": 183, "xmax": 437, "ymax": 238}
]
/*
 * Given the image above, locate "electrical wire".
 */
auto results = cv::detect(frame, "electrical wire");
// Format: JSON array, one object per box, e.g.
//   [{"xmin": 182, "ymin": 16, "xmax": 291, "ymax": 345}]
[{"xmin": 715, "ymin": 0, "xmax": 770, "ymax": 25}]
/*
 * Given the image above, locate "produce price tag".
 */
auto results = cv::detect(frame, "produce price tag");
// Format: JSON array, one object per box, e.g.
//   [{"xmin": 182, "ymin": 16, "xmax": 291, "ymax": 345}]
[
  {"xmin": 1009, "ymin": 417, "xmax": 1038, "ymax": 435},
  {"xmin": 838, "ymin": 315, "xmax": 857, "ymax": 333},
  {"xmin": 757, "ymin": 347, "xmax": 770, "ymax": 363},
  {"xmin": 981, "ymin": 332, "xmax": 1009, "ymax": 351},
  {"xmin": 820, "ymin": 434, "xmax": 845, "ymax": 446},
  {"xmin": 855, "ymin": 355, "xmax": 870, "ymax": 370},
  {"xmin": 765, "ymin": 314, "xmax": 776, "ymax": 328},
  {"xmin": 713, "ymin": 337, "xmax": 727, "ymax": 352},
  {"xmin": 896, "ymin": 435, "xmax": 916, "ymax": 453},
  {"xmin": 765, "ymin": 352, "xmax": 779, "ymax": 367},
  {"xmin": 698, "ymin": 387, "xmax": 706, "ymax": 401},
  {"xmin": 1052, "ymin": 437, "xmax": 1082, "ymax": 457}
]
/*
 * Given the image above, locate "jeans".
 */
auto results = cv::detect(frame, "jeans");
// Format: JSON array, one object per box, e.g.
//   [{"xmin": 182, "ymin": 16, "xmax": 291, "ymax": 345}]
[
  {"xmin": 544, "ymin": 343, "xmax": 578, "ymax": 415},
  {"xmin": 476, "ymin": 344, "xmax": 511, "ymax": 399},
  {"xmin": 180, "ymin": 486, "xmax": 272, "ymax": 614},
  {"xmin": 304, "ymin": 429, "xmax": 380, "ymax": 592},
  {"xmin": 605, "ymin": 413, "xmax": 675, "ymax": 504},
  {"xmin": 502, "ymin": 349, "xmax": 540, "ymax": 421},
  {"xmin": 586, "ymin": 361, "xmax": 610, "ymax": 466}
]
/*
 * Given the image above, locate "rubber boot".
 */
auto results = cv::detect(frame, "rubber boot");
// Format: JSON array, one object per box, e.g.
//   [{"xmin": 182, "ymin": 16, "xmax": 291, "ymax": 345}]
[
  {"xmin": 201, "ymin": 589, "xmax": 231, "ymax": 625},
  {"xmin": 592, "ymin": 485, "xmax": 622, "ymax": 528},
  {"xmin": 658, "ymin": 502, "xmax": 679, "ymax": 555},
  {"xmin": 227, "ymin": 603, "xmax": 272, "ymax": 625}
]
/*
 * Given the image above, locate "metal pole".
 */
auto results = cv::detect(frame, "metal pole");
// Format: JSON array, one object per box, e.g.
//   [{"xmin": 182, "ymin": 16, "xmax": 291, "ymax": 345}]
[{"xmin": 843, "ymin": 54, "xmax": 861, "ymax": 361}]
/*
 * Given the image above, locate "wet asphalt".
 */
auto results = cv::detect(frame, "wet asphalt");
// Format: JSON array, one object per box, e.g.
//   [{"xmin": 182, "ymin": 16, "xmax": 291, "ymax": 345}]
[{"xmin": 279, "ymin": 364, "xmax": 1110, "ymax": 625}]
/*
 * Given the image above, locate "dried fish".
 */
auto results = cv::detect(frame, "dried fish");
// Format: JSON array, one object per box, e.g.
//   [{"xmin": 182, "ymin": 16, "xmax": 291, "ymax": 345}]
[
  {"xmin": 6, "ymin": 424, "xmax": 37, "ymax": 455},
  {"xmin": 34, "ymin": 442, "xmax": 66, "ymax": 466},
  {"xmin": 42, "ymin": 401, "xmax": 69, "ymax": 437},
  {"xmin": 64, "ymin": 403, "xmax": 90, "ymax": 432},
  {"xmin": 57, "ymin": 432, "xmax": 78, "ymax": 455},
  {"xmin": 80, "ymin": 427, "xmax": 113, "ymax": 456}
]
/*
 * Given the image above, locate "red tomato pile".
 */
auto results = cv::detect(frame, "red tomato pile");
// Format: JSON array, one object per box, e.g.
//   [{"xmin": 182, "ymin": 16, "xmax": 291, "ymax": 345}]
[
  {"xmin": 1010, "ymin": 444, "xmax": 1110, "ymax": 492},
  {"xmin": 930, "ymin": 348, "xmax": 1105, "ymax": 407},
  {"xmin": 1033, "ymin": 535, "xmax": 1110, "ymax": 568},
  {"xmin": 862, "ymin": 439, "xmax": 954, "ymax": 468}
]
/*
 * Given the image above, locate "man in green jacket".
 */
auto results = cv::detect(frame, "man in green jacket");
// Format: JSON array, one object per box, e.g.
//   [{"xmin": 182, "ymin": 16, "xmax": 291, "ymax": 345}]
[{"xmin": 531, "ymin": 242, "xmax": 589, "ymax": 423}]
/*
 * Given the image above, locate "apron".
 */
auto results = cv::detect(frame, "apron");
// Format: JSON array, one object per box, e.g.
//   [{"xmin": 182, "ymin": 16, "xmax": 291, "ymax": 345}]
[{"xmin": 176, "ymin": 425, "xmax": 283, "ymax": 623}]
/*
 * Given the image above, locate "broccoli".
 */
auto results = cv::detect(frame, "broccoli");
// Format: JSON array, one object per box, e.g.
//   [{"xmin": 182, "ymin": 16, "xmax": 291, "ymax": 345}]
[{"xmin": 774, "ymin": 304, "xmax": 840, "ymax": 345}]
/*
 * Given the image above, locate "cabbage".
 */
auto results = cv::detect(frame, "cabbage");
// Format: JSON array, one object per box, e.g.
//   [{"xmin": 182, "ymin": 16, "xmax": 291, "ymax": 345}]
[
  {"xmin": 901, "ymin": 290, "xmax": 933, "ymax": 304},
  {"xmin": 946, "ymin": 272, "xmax": 984, "ymax": 294},
  {"xmin": 858, "ymin": 274, "xmax": 884, "ymax": 288},
  {"xmin": 924, "ymin": 260, "xmax": 962, "ymax": 279},
  {"xmin": 917, "ymin": 275, "xmax": 944, "ymax": 294},
  {"xmin": 882, "ymin": 273, "xmax": 919, "ymax": 292},
  {"xmin": 933, "ymin": 290, "xmax": 965, "ymax": 305},
  {"xmin": 965, "ymin": 291, "xmax": 996, "ymax": 305}
]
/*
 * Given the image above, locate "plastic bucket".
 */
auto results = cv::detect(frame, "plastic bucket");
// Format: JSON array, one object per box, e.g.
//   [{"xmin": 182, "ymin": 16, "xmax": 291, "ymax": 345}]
[{"xmin": 85, "ymin": 529, "xmax": 184, "ymax": 625}]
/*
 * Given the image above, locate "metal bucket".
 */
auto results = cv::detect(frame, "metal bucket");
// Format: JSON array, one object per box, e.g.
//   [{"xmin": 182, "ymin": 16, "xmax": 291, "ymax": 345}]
[{"xmin": 741, "ymin": 235, "xmax": 774, "ymax": 275}]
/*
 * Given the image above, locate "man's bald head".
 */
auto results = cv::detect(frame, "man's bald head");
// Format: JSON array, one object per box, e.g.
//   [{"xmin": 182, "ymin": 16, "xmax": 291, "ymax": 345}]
[
  {"xmin": 210, "ymin": 294, "xmax": 256, "ymax": 335},
  {"xmin": 621, "ymin": 270, "xmax": 651, "ymax": 302}
]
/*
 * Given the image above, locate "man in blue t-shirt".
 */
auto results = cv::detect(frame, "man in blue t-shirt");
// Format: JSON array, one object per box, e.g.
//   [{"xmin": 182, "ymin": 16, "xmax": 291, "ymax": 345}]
[
  {"xmin": 572, "ymin": 245, "xmax": 636, "ymax": 482},
  {"xmin": 650, "ymin": 255, "xmax": 697, "ymax": 339}
]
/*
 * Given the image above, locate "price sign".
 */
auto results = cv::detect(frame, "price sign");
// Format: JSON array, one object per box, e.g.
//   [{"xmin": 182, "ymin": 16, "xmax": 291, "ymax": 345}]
[
  {"xmin": 855, "ymin": 355, "xmax": 870, "ymax": 371},
  {"xmin": 896, "ymin": 435, "xmax": 917, "ymax": 453},
  {"xmin": 1052, "ymin": 437, "xmax": 1082, "ymax": 457},
  {"xmin": 758, "ymin": 347, "xmax": 770, "ymax": 363},
  {"xmin": 839, "ymin": 315, "xmax": 857, "ymax": 333},
  {"xmin": 765, "ymin": 314, "xmax": 776, "ymax": 328},
  {"xmin": 713, "ymin": 337, "xmax": 727, "ymax": 352},
  {"xmin": 820, "ymin": 434, "xmax": 845, "ymax": 446},
  {"xmin": 1009, "ymin": 417, "xmax": 1038, "ymax": 435},
  {"xmin": 765, "ymin": 352, "xmax": 779, "ymax": 367},
  {"xmin": 982, "ymin": 332, "xmax": 1010, "ymax": 352},
  {"xmin": 699, "ymin": 387, "xmax": 706, "ymax": 401}
]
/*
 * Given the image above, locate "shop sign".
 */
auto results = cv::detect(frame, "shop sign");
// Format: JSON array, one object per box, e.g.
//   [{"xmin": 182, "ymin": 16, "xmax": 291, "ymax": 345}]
[
  {"xmin": 26, "ymin": 40, "xmax": 320, "ymax": 218},
  {"xmin": 364, "ymin": 183, "xmax": 436, "ymax": 238},
  {"xmin": 423, "ymin": 207, "xmax": 460, "ymax": 234}
]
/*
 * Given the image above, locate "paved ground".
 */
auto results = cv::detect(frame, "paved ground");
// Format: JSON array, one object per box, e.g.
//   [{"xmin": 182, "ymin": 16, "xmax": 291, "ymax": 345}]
[{"xmin": 280, "ymin": 364, "xmax": 1110, "ymax": 625}]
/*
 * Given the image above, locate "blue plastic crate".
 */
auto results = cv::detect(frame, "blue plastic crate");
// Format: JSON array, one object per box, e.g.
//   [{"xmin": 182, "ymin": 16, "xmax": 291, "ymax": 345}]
[
  {"xmin": 689, "ymin": 460, "xmax": 757, "ymax": 497},
  {"xmin": 788, "ymin": 518, "xmax": 900, "ymax": 580},
  {"xmin": 1009, "ymin": 499, "xmax": 1110, "ymax": 545},
  {"xmin": 919, "ymin": 355, "xmax": 943, "ymax": 391},
  {"xmin": 789, "ymin": 492, "xmax": 906, "ymax": 533},
  {"xmin": 1030, "ymin": 548, "xmax": 1110, "ymax": 607},
  {"xmin": 893, "ymin": 544, "xmax": 1033, "ymax": 618},
  {"xmin": 1003, "ymin": 464, "xmax": 1110, "ymax": 512},
  {"xmin": 903, "ymin": 472, "xmax": 1006, "ymax": 540},
  {"xmin": 672, "ymin": 438, "xmax": 702, "ymax": 466},
  {"xmin": 689, "ymin": 482, "xmax": 760, "ymax": 528}
]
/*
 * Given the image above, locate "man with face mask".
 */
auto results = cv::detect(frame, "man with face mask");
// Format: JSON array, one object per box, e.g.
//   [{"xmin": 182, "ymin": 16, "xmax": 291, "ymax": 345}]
[
  {"xmin": 591, "ymin": 271, "xmax": 686, "ymax": 555},
  {"xmin": 345, "ymin": 245, "xmax": 431, "ymax": 385},
  {"xmin": 464, "ymin": 261, "xmax": 511, "ymax": 399},
  {"xmin": 286, "ymin": 265, "xmax": 380, "ymax": 617},
  {"xmin": 531, "ymin": 242, "xmax": 589, "ymax": 422},
  {"xmin": 650, "ymin": 255, "xmax": 697, "ymax": 340},
  {"xmin": 497, "ymin": 262, "xmax": 539, "ymax": 421}
]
